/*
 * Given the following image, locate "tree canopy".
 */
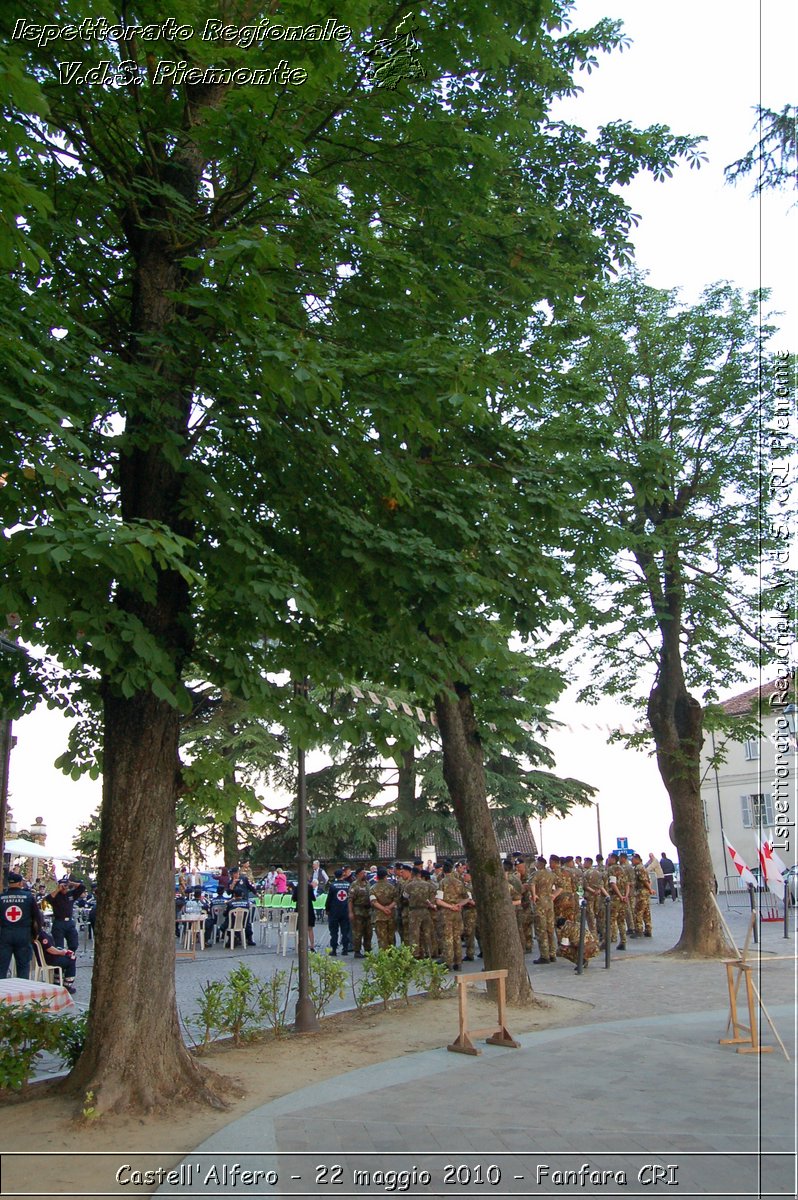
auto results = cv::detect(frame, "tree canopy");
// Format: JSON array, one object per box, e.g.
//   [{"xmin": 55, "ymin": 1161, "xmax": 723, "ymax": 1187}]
[
  {"xmin": 2, "ymin": 0, "xmax": 706, "ymax": 1107},
  {"xmin": 549, "ymin": 271, "xmax": 775, "ymax": 953}
]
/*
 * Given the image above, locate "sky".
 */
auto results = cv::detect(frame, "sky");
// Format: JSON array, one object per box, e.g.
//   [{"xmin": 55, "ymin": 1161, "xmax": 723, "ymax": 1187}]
[{"xmin": 5, "ymin": 0, "xmax": 796, "ymax": 870}]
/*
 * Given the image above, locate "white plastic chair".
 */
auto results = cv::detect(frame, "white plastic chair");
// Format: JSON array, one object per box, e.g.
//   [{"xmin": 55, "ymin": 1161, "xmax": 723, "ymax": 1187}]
[
  {"xmin": 224, "ymin": 907, "xmax": 249, "ymax": 949},
  {"xmin": 257, "ymin": 907, "xmax": 274, "ymax": 947},
  {"xmin": 277, "ymin": 911, "xmax": 298, "ymax": 955},
  {"xmin": 32, "ymin": 940, "xmax": 64, "ymax": 986}
]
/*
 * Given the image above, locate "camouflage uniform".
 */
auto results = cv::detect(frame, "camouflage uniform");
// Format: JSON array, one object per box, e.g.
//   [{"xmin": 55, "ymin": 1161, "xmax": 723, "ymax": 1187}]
[
  {"xmin": 632, "ymin": 861, "xmax": 654, "ymax": 936},
  {"xmin": 395, "ymin": 873, "xmax": 411, "ymax": 944},
  {"xmin": 405, "ymin": 877, "xmax": 435, "ymax": 958},
  {"xmin": 557, "ymin": 916, "xmax": 600, "ymax": 965},
  {"xmin": 606, "ymin": 860, "xmax": 627, "ymax": 949},
  {"xmin": 369, "ymin": 878, "xmax": 397, "ymax": 949},
  {"xmin": 438, "ymin": 871, "xmax": 467, "ymax": 968},
  {"xmin": 617, "ymin": 857, "xmax": 635, "ymax": 940},
  {"xmin": 532, "ymin": 865, "xmax": 558, "ymax": 962},
  {"xmin": 349, "ymin": 876, "xmax": 373, "ymax": 955},
  {"xmin": 517, "ymin": 867, "xmax": 535, "ymax": 953},
  {"xmin": 583, "ymin": 865, "xmax": 606, "ymax": 936},
  {"xmin": 461, "ymin": 879, "xmax": 477, "ymax": 959},
  {"xmin": 430, "ymin": 871, "xmax": 445, "ymax": 957}
]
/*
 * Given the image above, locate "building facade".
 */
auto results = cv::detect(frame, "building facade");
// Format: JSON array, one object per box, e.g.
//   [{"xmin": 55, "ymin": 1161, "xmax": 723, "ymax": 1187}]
[{"xmin": 700, "ymin": 679, "xmax": 796, "ymax": 891}]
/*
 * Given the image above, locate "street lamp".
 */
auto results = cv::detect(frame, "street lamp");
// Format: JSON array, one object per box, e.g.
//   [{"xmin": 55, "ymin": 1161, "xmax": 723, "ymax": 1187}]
[{"xmin": 29, "ymin": 816, "xmax": 47, "ymax": 883}]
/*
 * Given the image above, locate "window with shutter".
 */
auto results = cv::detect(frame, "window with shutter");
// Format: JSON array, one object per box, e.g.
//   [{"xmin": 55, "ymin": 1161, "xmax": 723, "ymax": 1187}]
[{"xmin": 741, "ymin": 794, "xmax": 752, "ymax": 827}]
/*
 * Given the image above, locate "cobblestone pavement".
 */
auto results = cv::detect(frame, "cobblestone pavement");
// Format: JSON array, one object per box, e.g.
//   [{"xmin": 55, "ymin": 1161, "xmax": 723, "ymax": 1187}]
[{"xmin": 151, "ymin": 896, "xmax": 796, "ymax": 1198}]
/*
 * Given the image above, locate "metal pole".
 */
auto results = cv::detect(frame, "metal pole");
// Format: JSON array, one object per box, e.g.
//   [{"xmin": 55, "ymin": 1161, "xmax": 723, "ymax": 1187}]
[
  {"xmin": 575, "ymin": 899, "xmax": 587, "ymax": 975},
  {"xmin": 0, "ymin": 717, "xmax": 12, "ymax": 887},
  {"xmin": 748, "ymin": 884, "xmax": 758, "ymax": 945},
  {"xmin": 603, "ymin": 896, "xmax": 611, "ymax": 970},
  {"xmin": 784, "ymin": 883, "xmax": 790, "ymax": 940},
  {"xmin": 293, "ymin": 684, "xmax": 319, "ymax": 1034},
  {"xmin": 293, "ymin": 743, "xmax": 318, "ymax": 1032},
  {"xmin": 595, "ymin": 802, "xmax": 602, "ymax": 858}
]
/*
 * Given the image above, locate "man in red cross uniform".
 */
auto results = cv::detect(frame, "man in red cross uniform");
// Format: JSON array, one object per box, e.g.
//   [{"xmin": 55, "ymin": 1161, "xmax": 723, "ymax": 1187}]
[{"xmin": 0, "ymin": 871, "xmax": 39, "ymax": 980}]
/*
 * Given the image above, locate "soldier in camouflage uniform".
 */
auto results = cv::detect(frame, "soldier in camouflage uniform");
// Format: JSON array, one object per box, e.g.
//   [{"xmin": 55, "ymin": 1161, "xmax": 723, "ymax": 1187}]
[
  {"xmin": 369, "ymin": 866, "xmax": 397, "ymax": 949},
  {"xmin": 516, "ymin": 859, "xmax": 535, "ymax": 953},
  {"xmin": 605, "ymin": 854, "xmax": 628, "ymax": 950},
  {"xmin": 617, "ymin": 853, "xmax": 635, "ymax": 940},
  {"xmin": 550, "ymin": 854, "xmax": 574, "ymax": 920},
  {"xmin": 427, "ymin": 864, "xmax": 443, "ymax": 957},
  {"xmin": 394, "ymin": 863, "xmax": 412, "ymax": 944},
  {"xmin": 437, "ymin": 860, "xmax": 467, "ymax": 970},
  {"xmin": 348, "ymin": 866, "xmax": 373, "ymax": 958},
  {"xmin": 405, "ymin": 868, "xmax": 436, "ymax": 958},
  {"xmin": 582, "ymin": 856, "xmax": 608, "ymax": 936},
  {"xmin": 461, "ymin": 867, "xmax": 477, "ymax": 960},
  {"xmin": 531, "ymin": 855, "xmax": 561, "ymax": 963},
  {"xmin": 631, "ymin": 853, "xmax": 655, "ymax": 937},
  {"xmin": 503, "ymin": 858, "xmax": 526, "ymax": 953},
  {"xmin": 555, "ymin": 893, "xmax": 600, "ymax": 966}
]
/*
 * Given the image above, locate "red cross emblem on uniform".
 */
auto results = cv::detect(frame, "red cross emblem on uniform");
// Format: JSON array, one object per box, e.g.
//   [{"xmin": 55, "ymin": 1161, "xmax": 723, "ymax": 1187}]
[
  {"xmin": 336, "ymin": 889, "xmax": 348, "ymax": 901},
  {"xmin": 5, "ymin": 905, "xmax": 23, "ymax": 923}
]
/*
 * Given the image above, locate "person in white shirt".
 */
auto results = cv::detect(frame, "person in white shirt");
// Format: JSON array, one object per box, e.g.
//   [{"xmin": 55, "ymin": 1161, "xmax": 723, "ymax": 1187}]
[{"xmin": 310, "ymin": 860, "xmax": 328, "ymax": 894}]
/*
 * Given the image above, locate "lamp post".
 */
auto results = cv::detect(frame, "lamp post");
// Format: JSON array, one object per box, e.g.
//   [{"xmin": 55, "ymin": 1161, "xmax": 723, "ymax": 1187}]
[
  {"xmin": 595, "ymin": 801, "xmax": 603, "ymax": 858},
  {"xmin": 29, "ymin": 816, "xmax": 47, "ymax": 884},
  {"xmin": 293, "ymin": 680, "xmax": 319, "ymax": 1034}
]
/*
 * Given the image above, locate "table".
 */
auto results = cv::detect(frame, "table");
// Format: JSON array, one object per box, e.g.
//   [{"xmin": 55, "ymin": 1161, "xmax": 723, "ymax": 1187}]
[
  {"xmin": 177, "ymin": 913, "xmax": 207, "ymax": 957},
  {"xmin": 0, "ymin": 977, "xmax": 75, "ymax": 1013}
]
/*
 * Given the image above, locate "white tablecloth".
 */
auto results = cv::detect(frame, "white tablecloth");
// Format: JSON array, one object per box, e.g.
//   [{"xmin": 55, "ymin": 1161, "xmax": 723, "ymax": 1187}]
[{"xmin": 0, "ymin": 977, "xmax": 75, "ymax": 1012}]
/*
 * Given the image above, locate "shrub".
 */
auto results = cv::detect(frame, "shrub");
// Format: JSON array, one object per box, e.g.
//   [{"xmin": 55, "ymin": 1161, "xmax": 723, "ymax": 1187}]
[
  {"xmin": 413, "ymin": 957, "xmax": 452, "ymax": 999},
  {"xmin": 0, "ymin": 1002, "xmax": 69, "ymax": 1091},
  {"xmin": 357, "ymin": 944, "xmax": 419, "ymax": 1009},
  {"xmin": 304, "ymin": 950, "xmax": 347, "ymax": 1018},
  {"xmin": 56, "ymin": 1010, "xmax": 89, "ymax": 1070},
  {"xmin": 189, "ymin": 980, "xmax": 226, "ymax": 1051},
  {"xmin": 219, "ymin": 963, "xmax": 261, "ymax": 1046},
  {"xmin": 256, "ymin": 968, "xmax": 292, "ymax": 1037}
]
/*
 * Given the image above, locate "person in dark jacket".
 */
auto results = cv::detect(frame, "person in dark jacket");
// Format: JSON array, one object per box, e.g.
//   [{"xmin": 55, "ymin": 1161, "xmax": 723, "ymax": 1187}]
[
  {"xmin": 0, "ymin": 872, "xmax": 39, "ymax": 980},
  {"xmin": 47, "ymin": 876, "xmax": 86, "ymax": 951},
  {"xmin": 659, "ymin": 853, "xmax": 678, "ymax": 901},
  {"xmin": 324, "ymin": 869, "xmax": 352, "ymax": 956},
  {"xmin": 33, "ymin": 915, "xmax": 77, "ymax": 994},
  {"xmin": 219, "ymin": 886, "xmax": 253, "ymax": 948}
]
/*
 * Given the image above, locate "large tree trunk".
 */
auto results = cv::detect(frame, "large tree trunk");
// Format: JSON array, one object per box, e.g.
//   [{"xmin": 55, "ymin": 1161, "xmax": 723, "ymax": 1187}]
[
  {"xmin": 223, "ymin": 813, "xmax": 240, "ymax": 867},
  {"xmin": 395, "ymin": 746, "xmax": 417, "ymax": 861},
  {"xmin": 434, "ymin": 682, "xmax": 534, "ymax": 1004},
  {"xmin": 67, "ymin": 113, "xmax": 228, "ymax": 1108},
  {"xmin": 68, "ymin": 692, "xmax": 223, "ymax": 1112},
  {"xmin": 648, "ymin": 670, "xmax": 727, "ymax": 957}
]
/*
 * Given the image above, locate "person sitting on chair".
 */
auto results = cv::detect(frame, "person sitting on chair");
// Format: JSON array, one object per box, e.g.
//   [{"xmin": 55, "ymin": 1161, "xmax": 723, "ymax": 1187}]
[
  {"xmin": 33, "ymin": 914, "xmax": 77, "ymax": 994},
  {"xmin": 219, "ymin": 886, "xmax": 253, "ymax": 948}
]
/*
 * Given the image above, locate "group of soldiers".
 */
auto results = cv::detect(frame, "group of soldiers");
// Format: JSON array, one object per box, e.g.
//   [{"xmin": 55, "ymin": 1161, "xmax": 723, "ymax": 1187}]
[
  {"xmin": 331, "ymin": 850, "xmax": 656, "ymax": 972},
  {"xmin": 503, "ymin": 850, "xmax": 656, "ymax": 967},
  {"xmin": 327, "ymin": 860, "xmax": 476, "ymax": 971}
]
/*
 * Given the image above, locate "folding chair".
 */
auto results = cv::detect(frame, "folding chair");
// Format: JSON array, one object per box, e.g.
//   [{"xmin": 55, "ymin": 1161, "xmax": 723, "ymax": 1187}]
[{"xmin": 32, "ymin": 940, "xmax": 64, "ymax": 987}]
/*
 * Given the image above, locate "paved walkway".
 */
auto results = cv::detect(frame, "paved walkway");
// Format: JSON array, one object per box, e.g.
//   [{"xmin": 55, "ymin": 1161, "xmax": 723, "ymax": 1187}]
[{"xmin": 144, "ymin": 903, "xmax": 797, "ymax": 1198}]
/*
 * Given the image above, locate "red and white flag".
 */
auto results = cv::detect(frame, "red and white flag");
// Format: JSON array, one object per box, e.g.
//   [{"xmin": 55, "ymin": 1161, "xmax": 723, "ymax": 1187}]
[
  {"xmin": 757, "ymin": 837, "xmax": 789, "ymax": 895},
  {"xmin": 724, "ymin": 838, "xmax": 757, "ymax": 887}
]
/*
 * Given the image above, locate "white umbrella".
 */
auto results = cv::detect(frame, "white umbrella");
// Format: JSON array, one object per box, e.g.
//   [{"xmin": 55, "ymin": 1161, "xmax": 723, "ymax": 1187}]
[{"xmin": 3, "ymin": 836, "xmax": 77, "ymax": 860}]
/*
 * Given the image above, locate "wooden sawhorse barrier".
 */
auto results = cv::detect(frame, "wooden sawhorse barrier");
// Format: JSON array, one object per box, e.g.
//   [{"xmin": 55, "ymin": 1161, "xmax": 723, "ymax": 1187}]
[
  {"xmin": 447, "ymin": 969, "xmax": 521, "ymax": 1056},
  {"xmin": 720, "ymin": 959, "xmax": 773, "ymax": 1055},
  {"xmin": 711, "ymin": 896, "xmax": 790, "ymax": 1061}
]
